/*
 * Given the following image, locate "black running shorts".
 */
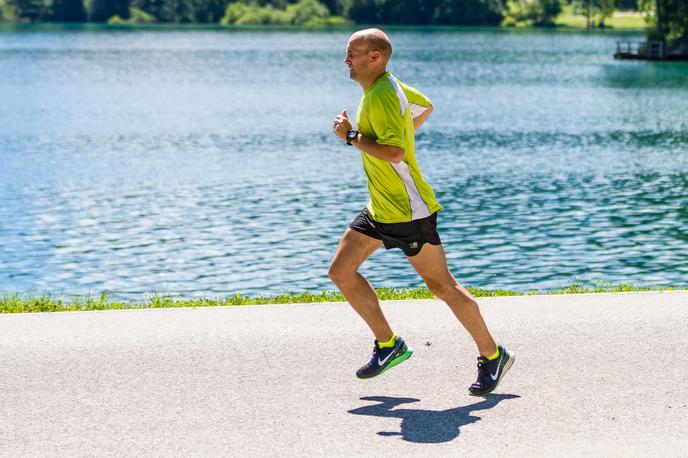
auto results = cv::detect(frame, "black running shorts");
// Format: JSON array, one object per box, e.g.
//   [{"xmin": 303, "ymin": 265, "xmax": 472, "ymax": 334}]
[{"xmin": 349, "ymin": 207, "xmax": 441, "ymax": 257}]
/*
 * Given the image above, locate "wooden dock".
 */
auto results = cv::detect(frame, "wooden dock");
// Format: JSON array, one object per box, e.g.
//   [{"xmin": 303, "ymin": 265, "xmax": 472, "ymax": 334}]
[
  {"xmin": 615, "ymin": 40, "xmax": 688, "ymax": 61},
  {"xmin": 615, "ymin": 40, "xmax": 665, "ymax": 60}
]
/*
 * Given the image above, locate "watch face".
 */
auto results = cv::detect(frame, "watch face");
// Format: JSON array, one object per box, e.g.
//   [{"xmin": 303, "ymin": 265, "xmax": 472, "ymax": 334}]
[{"xmin": 347, "ymin": 130, "xmax": 356, "ymax": 140}]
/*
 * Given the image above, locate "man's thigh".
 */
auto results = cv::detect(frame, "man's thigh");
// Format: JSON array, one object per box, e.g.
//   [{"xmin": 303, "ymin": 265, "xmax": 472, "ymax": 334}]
[
  {"xmin": 330, "ymin": 228, "xmax": 383, "ymax": 274},
  {"xmin": 406, "ymin": 242, "xmax": 454, "ymax": 285}
]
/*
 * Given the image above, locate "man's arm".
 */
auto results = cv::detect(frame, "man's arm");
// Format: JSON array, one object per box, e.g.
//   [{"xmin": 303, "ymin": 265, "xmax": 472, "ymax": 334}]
[
  {"xmin": 333, "ymin": 109, "xmax": 404, "ymax": 164},
  {"xmin": 350, "ymin": 133, "xmax": 404, "ymax": 164},
  {"xmin": 401, "ymin": 81, "xmax": 432, "ymax": 130},
  {"xmin": 413, "ymin": 103, "xmax": 433, "ymax": 130}
]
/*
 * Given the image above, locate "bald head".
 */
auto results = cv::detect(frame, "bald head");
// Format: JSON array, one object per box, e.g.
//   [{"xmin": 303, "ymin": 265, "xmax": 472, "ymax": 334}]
[
  {"xmin": 345, "ymin": 28, "xmax": 393, "ymax": 88},
  {"xmin": 349, "ymin": 28, "xmax": 392, "ymax": 63}
]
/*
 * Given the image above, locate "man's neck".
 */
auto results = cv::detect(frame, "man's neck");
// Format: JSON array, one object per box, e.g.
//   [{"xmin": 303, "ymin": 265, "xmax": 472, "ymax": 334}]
[{"xmin": 359, "ymin": 68, "xmax": 388, "ymax": 90}]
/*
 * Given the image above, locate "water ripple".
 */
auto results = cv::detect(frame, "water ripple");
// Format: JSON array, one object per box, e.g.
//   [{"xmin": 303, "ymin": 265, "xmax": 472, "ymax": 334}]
[{"xmin": 1, "ymin": 29, "xmax": 687, "ymax": 298}]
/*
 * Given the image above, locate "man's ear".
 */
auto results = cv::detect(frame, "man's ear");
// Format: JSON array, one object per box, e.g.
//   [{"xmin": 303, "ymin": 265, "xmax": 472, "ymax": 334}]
[{"xmin": 369, "ymin": 50, "xmax": 381, "ymax": 63}]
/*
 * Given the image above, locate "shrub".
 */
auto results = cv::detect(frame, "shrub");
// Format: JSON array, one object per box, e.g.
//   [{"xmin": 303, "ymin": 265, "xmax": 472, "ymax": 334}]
[
  {"xmin": 0, "ymin": 0, "xmax": 15, "ymax": 21},
  {"xmin": 287, "ymin": 0, "xmax": 330, "ymax": 25},
  {"xmin": 221, "ymin": 0, "xmax": 346, "ymax": 26},
  {"xmin": 108, "ymin": 6, "xmax": 156, "ymax": 24},
  {"xmin": 270, "ymin": 8, "xmax": 292, "ymax": 25},
  {"xmin": 502, "ymin": 0, "xmax": 561, "ymax": 26},
  {"xmin": 220, "ymin": 2, "xmax": 249, "ymax": 25}
]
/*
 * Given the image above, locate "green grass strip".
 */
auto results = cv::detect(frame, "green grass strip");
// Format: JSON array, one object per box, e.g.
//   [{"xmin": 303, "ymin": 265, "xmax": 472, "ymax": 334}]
[
  {"xmin": 554, "ymin": 5, "xmax": 647, "ymax": 29},
  {"xmin": 0, "ymin": 281, "xmax": 685, "ymax": 314}
]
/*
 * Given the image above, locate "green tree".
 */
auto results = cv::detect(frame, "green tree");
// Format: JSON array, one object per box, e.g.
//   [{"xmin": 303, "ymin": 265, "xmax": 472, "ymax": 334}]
[
  {"xmin": 320, "ymin": 0, "xmax": 350, "ymax": 15},
  {"xmin": 130, "ymin": 0, "xmax": 162, "ymax": 20},
  {"xmin": 192, "ymin": 0, "xmax": 226, "ymax": 22},
  {"xmin": 86, "ymin": 0, "xmax": 130, "ymax": 21},
  {"xmin": 434, "ymin": 0, "xmax": 505, "ymax": 24},
  {"xmin": 347, "ymin": 0, "xmax": 381, "ymax": 23},
  {"xmin": 189, "ymin": 0, "xmax": 268, "ymax": 23},
  {"xmin": 107, "ymin": 5, "xmax": 154, "ymax": 22},
  {"xmin": 0, "ymin": 0, "xmax": 17, "ymax": 20},
  {"xmin": 159, "ymin": 0, "xmax": 194, "ymax": 22},
  {"xmin": 287, "ymin": 0, "xmax": 329, "ymax": 24},
  {"xmin": 617, "ymin": 0, "xmax": 638, "ymax": 9},
  {"xmin": 221, "ymin": 0, "xmax": 342, "ymax": 26},
  {"xmin": 258, "ymin": 0, "xmax": 288, "ymax": 7},
  {"xmin": 642, "ymin": 0, "xmax": 688, "ymax": 51},
  {"xmin": 50, "ymin": 0, "xmax": 86, "ymax": 21},
  {"xmin": 221, "ymin": 1, "xmax": 247, "ymax": 23},
  {"xmin": 503, "ymin": 0, "xmax": 562, "ymax": 26},
  {"xmin": 8, "ymin": 0, "xmax": 46, "ymax": 21},
  {"xmin": 347, "ymin": 0, "xmax": 430, "ymax": 24},
  {"xmin": 571, "ymin": 0, "xmax": 618, "ymax": 27}
]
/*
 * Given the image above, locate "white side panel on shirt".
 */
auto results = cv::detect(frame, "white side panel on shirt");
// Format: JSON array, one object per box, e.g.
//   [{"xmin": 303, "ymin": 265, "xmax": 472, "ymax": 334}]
[
  {"xmin": 387, "ymin": 74, "xmax": 430, "ymax": 221},
  {"xmin": 387, "ymin": 74, "xmax": 408, "ymax": 115},
  {"xmin": 409, "ymin": 102, "xmax": 429, "ymax": 119},
  {"xmin": 391, "ymin": 161, "xmax": 430, "ymax": 221}
]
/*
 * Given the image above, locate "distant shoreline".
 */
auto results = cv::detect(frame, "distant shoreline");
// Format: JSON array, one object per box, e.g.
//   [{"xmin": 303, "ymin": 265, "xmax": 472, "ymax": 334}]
[
  {"xmin": 0, "ymin": 21, "xmax": 646, "ymax": 32},
  {"xmin": 2, "ymin": 284, "xmax": 685, "ymax": 314}
]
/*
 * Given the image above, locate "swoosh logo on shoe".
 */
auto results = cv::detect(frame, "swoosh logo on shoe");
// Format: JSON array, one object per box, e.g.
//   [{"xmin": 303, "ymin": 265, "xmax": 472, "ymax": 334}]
[
  {"xmin": 377, "ymin": 351, "xmax": 395, "ymax": 367},
  {"xmin": 489, "ymin": 354, "xmax": 503, "ymax": 381}
]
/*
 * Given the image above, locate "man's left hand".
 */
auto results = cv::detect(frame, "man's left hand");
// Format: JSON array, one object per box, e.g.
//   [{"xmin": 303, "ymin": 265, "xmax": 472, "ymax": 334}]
[{"xmin": 333, "ymin": 109, "xmax": 352, "ymax": 142}]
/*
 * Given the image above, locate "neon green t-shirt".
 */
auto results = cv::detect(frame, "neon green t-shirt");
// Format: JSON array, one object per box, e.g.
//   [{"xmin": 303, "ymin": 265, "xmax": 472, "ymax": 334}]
[{"xmin": 355, "ymin": 72, "xmax": 442, "ymax": 223}]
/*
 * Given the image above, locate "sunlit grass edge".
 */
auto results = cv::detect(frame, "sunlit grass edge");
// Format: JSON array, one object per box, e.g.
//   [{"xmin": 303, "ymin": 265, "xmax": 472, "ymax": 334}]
[
  {"xmin": 1, "ymin": 282, "xmax": 685, "ymax": 314},
  {"xmin": 554, "ymin": 6, "xmax": 647, "ymax": 30}
]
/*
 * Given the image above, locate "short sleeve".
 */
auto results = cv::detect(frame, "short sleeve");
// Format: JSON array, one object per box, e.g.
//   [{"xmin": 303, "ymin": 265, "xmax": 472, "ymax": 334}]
[
  {"xmin": 399, "ymin": 82, "xmax": 432, "ymax": 119},
  {"xmin": 369, "ymin": 91, "xmax": 407, "ymax": 150}
]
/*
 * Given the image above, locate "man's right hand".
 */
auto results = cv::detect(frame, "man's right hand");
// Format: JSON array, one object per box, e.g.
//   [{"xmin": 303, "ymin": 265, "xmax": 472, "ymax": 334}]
[{"xmin": 333, "ymin": 109, "xmax": 352, "ymax": 142}]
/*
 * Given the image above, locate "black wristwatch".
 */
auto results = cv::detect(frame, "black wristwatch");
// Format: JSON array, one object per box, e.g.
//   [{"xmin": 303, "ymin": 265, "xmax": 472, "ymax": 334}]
[{"xmin": 346, "ymin": 129, "xmax": 359, "ymax": 146}]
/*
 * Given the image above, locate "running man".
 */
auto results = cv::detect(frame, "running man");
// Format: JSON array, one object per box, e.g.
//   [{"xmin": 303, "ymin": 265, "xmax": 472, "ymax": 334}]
[{"xmin": 330, "ymin": 28, "xmax": 514, "ymax": 396}]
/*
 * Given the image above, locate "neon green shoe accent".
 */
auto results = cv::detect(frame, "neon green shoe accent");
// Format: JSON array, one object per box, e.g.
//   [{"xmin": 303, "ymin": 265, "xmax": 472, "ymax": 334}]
[
  {"xmin": 486, "ymin": 346, "xmax": 500, "ymax": 361},
  {"xmin": 379, "ymin": 349, "xmax": 413, "ymax": 375},
  {"xmin": 378, "ymin": 334, "xmax": 397, "ymax": 349}
]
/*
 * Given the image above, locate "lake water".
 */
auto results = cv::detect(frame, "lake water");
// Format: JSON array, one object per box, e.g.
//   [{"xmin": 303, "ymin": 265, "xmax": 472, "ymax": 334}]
[{"xmin": 1, "ymin": 25, "xmax": 687, "ymax": 299}]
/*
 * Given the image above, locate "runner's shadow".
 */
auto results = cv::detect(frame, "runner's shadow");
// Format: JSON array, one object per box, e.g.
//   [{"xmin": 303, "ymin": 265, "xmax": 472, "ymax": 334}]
[{"xmin": 348, "ymin": 394, "xmax": 520, "ymax": 443}]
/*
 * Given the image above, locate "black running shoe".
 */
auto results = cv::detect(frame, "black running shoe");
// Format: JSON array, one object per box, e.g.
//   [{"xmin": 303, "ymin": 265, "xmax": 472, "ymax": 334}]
[
  {"xmin": 356, "ymin": 336, "xmax": 413, "ymax": 379},
  {"xmin": 468, "ymin": 345, "xmax": 515, "ymax": 396}
]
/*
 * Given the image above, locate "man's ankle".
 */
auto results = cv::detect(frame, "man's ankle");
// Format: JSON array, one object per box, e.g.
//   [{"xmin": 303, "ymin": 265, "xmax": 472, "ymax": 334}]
[{"xmin": 377, "ymin": 334, "xmax": 396, "ymax": 348}]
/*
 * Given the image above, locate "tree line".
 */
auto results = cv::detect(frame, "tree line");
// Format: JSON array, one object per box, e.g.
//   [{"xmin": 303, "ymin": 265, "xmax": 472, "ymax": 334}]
[
  {"xmin": 643, "ymin": 0, "xmax": 688, "ymax": 48},
  {"xmin": 0, "ymin": 0, "xmax": 639, "ymax": 25}
]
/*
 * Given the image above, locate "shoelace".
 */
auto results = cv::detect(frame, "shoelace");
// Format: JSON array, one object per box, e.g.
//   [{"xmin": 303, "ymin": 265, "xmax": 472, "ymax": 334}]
[
  {"xmin": 368, "ymin": 344, "xmax": 382, "ymax": 361},
  {"xmin": 369, "ymin": 343, "xmax": 395, "ymax": 366}
]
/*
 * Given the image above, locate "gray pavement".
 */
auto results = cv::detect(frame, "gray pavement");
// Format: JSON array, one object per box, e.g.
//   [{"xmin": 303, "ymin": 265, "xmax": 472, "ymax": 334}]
[{"xmin": 1, "ymin": 291, "xmax": 687, "ymax": 457}]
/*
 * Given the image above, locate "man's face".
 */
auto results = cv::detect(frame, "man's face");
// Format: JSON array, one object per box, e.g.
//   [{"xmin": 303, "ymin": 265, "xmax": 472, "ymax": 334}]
[{"xmin": 344, "ymin": 37, "xmax": 370, "ymax": 82}]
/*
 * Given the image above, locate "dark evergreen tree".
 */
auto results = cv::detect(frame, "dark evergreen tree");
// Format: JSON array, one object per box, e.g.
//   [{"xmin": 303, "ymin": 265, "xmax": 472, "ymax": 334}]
[
  {"xmin": 320, "ymin": 0, "xmax": 350, "ymax": 15},
  {"xmin": 192, "ymin": 0, "xmax": 226, "ymax": 22},
  {"xmin": 50, "ymin": 0, "xmax": 85, "ymax": 21},
  {"xmin": 435, "ymin": 0, "xmax": 505, "ymax": 25},
  {"xmin": 645, "ymin": 0, "xmax": 678, "ymax": 36},
  {"xmin": 382, "ymin": 0, "xmax": 434, "ymax": 24},
  {"xmin": 159, "ymin": 0, "xmax": 191, "ymax": 21},
  {"xmin": 8, "ymin": 0, "xmax": 46, "ymax": 21},
  {"xmin": 88, "ymin": 0, "xmax": 130, "ymax": 21},
  {"xmin": 617, "ymin": 0, "xmax": 638, "ymax": 9},
  {"xmin": 348, "ymin": 0, "xmax": 503, "ymax": 25},
  {"xmin": 130, "ymin": 0, "xmax": 162, "ymax": 19},
  {"xmin": 652, "ymin": 0, "xmax": 688, "ymax": 52}
]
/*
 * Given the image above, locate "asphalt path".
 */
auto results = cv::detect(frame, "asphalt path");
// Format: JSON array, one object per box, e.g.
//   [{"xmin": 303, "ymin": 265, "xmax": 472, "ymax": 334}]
[{"xmin": 1, "ymin": 291, "xmax": 687, "ymax": 456}]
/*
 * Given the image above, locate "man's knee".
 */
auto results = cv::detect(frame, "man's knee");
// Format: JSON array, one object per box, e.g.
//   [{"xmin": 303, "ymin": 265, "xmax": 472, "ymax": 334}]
[
  {"xmin": 426, "ymin": 278, "xmax": 472, "ymax": 304},
  {"xmin": 425, "ymin": 277, "xmax": 450, "ymax": 299},
  {"xmin": 328, "ymin": 262, "xmax": 355, "ymax": 286}
]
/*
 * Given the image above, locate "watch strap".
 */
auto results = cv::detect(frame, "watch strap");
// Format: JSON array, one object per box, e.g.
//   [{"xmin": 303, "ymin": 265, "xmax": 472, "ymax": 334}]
[{"xmin": 346, "ymin": 129, "xmax": 358, "ymax": 146}]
